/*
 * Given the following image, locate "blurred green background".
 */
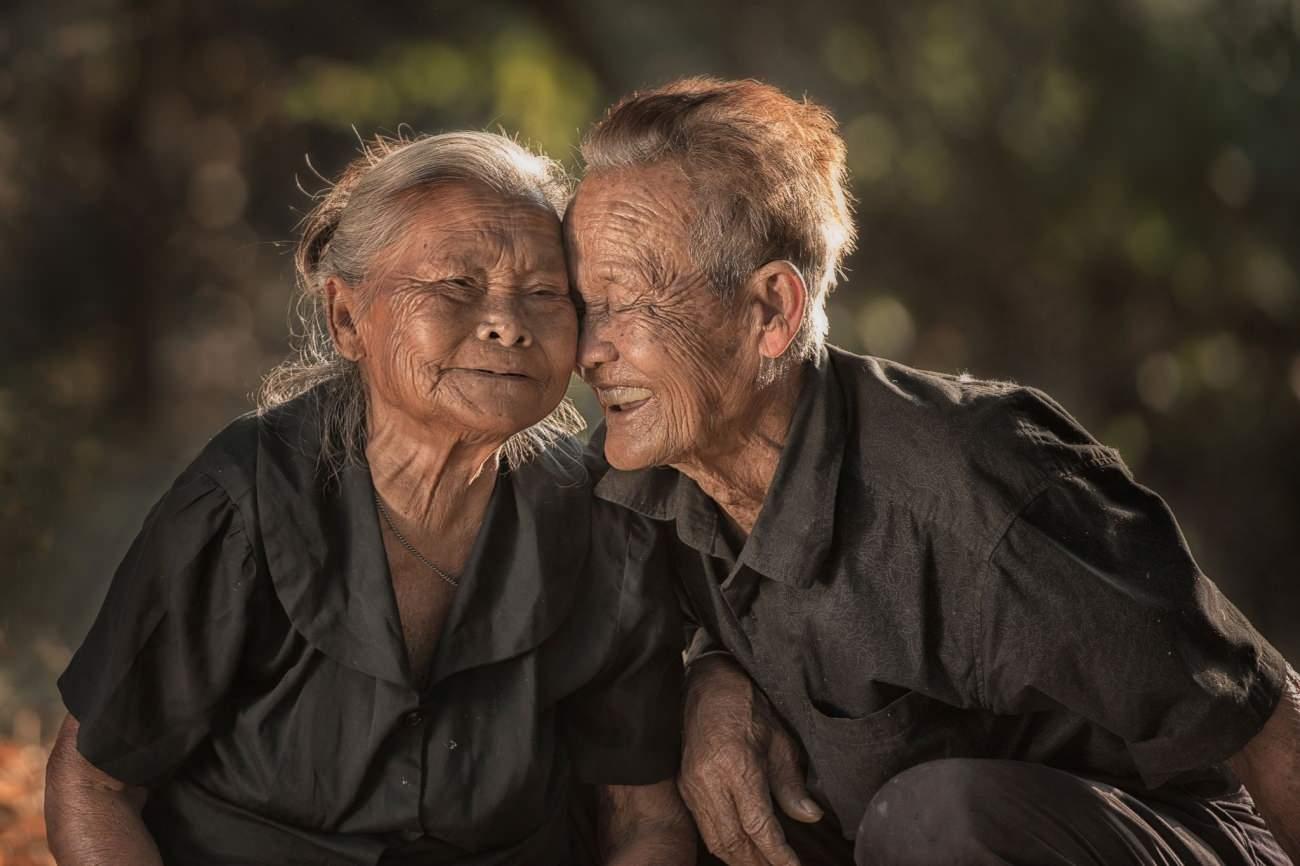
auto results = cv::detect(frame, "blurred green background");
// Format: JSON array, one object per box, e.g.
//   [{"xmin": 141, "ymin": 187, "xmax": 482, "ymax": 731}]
[{"xmin": 2, "ymin": 0, "xmax": 1299, "ymax": 752}]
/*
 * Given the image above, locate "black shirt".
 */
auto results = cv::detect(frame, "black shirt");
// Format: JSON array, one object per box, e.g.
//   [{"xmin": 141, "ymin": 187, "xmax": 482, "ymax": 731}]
[
  {"xmin": 59, "ymin": 390, "xmax": 684, "ymax": 866},
  {"xmin": 593, "ymin": 345, "xmax": 1286, "ymax": 838}
]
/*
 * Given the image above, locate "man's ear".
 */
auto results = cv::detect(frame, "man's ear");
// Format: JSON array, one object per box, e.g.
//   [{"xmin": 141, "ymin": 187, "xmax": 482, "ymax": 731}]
[
  {"xmin": 746, "ymin": 260, "xmax": 808, "ymax": 363},
  {"xmin": 325, "ymin": 276, "xmax": 365, "ymax": 361}
]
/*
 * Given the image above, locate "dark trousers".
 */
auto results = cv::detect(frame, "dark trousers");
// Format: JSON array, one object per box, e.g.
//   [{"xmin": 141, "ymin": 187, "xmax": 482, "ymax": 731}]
[{"xmin": 701, "ymin": 759, "xmax": 1292, "ymax": 866}]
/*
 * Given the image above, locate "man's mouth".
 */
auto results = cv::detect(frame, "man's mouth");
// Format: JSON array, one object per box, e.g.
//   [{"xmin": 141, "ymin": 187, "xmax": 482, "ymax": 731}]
[{"xmin": 597, "ymin": 386, "xmax": 654, "ymax": 413}]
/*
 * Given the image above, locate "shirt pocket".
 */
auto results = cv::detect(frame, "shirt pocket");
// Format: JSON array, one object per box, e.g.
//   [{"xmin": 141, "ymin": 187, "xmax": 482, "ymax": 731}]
[{"xmin": 802, "ymin": 689, "xmax": 980, "ymax": 837}]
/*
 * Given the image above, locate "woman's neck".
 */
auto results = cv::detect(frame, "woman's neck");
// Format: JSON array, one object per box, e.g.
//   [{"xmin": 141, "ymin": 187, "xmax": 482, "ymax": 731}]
[
  {"xmin": 365, "ymin": 405, "xmax": 502, "ymax": 531},
  {"xmin": 673, "ymin": 367, "xmax": 806, "ymax": 537}
]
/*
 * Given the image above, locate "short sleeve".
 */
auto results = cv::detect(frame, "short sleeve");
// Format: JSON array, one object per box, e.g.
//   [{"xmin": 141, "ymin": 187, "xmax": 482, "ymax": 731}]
[
  {"xmin": 684, "ymin": 626, "xmax": 732, "ymax": 667},
  {"xmin": 979, "ymin": 462, "xmax": 1287, "ymax": 788},
  {"xmin": 562, "ymin": 514, "xmax": 685, "ymax": 786},
  {"xmin": 57, "ymin": 470, "xmax": 257, "ymax": 787}
]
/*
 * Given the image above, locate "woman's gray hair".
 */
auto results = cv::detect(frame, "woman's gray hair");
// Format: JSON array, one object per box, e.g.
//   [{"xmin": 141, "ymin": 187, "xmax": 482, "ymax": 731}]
[{"xmin": 259, "ymin": 131, "xmax": 584, "ymax": 472}]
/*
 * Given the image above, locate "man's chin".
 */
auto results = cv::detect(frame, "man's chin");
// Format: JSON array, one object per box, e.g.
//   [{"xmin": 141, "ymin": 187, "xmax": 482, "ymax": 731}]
[
  {"xmin": 604, "ymin": 446, "xmax": 654, "ymax": 472},
  {"xmin": 602, "ymin": 434, "xmax": 663, "ymax": 472}
]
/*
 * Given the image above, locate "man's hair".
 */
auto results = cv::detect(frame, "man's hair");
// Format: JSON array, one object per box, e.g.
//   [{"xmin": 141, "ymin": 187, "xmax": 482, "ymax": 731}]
[{"xmin": 580, "ymin": 77, "xmax": 857, "ymax": 365}]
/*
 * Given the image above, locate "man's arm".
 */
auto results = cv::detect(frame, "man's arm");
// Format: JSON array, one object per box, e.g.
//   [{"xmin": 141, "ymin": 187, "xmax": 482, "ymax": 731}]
[
  {"xmin": 677, "ymin": 654, "xmax": 823, "ymax": 866},
  {"xmin": 1228, "ymin": 663, "xmax": 1300, "ymax": 861},
  {"xmin": 45, "ymin": 713, "xmax": 164, "ymax": 866},
  {"xmin": 597, "ymin": 780, "xmax": 697, "ymax": 866}
]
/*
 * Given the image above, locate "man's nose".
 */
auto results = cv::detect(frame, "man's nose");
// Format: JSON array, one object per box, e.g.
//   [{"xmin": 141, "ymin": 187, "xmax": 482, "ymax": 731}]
[
  {"xmin": 475, "ymin": 299, "xmax": 533, "ymax": 347},
  {"xmin": 577, "ymin": 315, "xmax": 617, "ymax": 369}
]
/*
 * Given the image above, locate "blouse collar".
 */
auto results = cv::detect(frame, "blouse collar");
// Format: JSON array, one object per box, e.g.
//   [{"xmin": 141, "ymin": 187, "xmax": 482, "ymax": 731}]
[{"xmin": 255, "ymin": 392, "xmax": 590, "ymax": 692}]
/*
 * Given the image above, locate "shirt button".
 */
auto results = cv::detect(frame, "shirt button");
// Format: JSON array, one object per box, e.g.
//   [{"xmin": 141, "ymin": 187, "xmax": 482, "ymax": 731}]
[{"xmin": 404, "ymin": 710, "xmax": 425, "ymax": 727}]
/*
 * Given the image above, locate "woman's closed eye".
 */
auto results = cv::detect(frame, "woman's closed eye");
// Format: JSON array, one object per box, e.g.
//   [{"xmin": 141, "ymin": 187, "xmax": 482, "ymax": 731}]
[
  {"xmin": 438, "ymin": 276, "xmax": 481, "ymax": 294},
  {"xmin": 395, "ymin": 276, "xmax": 480, "ymax": 300},
  {"xmin": 524, "ymin": 283, "xmax": 573, "ymax": 300}
]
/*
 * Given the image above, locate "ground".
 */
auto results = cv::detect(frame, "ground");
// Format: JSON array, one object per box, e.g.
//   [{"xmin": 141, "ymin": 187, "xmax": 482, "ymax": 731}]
[{"xmin": 0, "ymin": 739, "xmax": 52, "ymax": 866}]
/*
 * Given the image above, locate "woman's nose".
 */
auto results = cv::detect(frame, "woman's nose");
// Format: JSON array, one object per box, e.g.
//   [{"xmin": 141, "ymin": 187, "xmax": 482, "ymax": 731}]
[{"xmin": 475, "ymin": 305, "xmax": 533, "ymax": 347}]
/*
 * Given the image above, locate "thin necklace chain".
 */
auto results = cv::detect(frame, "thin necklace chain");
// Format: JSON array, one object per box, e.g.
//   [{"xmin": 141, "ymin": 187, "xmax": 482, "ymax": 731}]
[{"xmin": 373, "ymin": 492, "xmax": 460, "ymax": 587}]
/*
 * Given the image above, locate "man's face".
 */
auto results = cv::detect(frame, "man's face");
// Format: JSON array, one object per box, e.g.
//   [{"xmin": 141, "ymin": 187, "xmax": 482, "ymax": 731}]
[{"xmin": 566, "ymin": 165, "xmax": 760, "ymax": 470}]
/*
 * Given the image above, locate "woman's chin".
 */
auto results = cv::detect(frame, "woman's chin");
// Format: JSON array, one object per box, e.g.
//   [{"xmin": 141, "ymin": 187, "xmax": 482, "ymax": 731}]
[
  {"xmin": 440, "ymin": 405, "xmax": 552, "ymax": 441},
  {"xmin": 431, "ymin": 380, "xmax": 561, "ymax": 434}
]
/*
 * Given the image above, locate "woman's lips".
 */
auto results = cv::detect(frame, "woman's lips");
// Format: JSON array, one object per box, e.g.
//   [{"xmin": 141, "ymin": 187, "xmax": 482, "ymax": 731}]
[
  {"xmin": 454, "ymin": 367, "xmax": 535, "ymax": 380},
  {"xmin": 597, "ymin": 386, "xmax": 653, "ymax": 412}
]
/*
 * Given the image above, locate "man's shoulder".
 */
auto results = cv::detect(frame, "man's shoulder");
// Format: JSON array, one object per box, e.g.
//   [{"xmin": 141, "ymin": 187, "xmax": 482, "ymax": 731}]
[{"xmin": 828, "ymin": 346, "xmax": 1122, "ymax": 528}]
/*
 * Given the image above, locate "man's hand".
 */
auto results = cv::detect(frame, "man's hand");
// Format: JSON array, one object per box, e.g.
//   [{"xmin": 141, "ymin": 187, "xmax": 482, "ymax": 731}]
[
  {"xmin": 678, "ymin": 655, "xmax": 823, "ymax": 866},
  {"xmin": 1227, "ymin": 663, "xmax": 1300, "ymax": 862}
]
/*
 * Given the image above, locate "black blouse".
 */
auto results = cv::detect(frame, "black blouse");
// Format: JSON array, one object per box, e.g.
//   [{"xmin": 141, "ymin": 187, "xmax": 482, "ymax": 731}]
[{"xmin": 58, "ymin": 391, "xmax": 684, "ymax": 866}]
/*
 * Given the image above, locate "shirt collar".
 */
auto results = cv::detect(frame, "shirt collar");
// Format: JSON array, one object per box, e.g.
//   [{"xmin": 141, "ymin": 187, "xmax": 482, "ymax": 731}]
[
  {"xmin": 255, "ymin": 391, "xmax": 588, "ymax": 690},
  {"xmin": 594, "ymin": 347, "xmax": 846, "ymax": 587}
]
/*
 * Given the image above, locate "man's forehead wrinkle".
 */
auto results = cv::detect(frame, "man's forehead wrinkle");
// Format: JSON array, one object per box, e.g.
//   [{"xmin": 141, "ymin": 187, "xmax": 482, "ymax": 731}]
[
  {"xmin": 574, "ymin": 172, "xmax": 694, "ymax": 233},
  {"xmin": 630, "ymin": 245, "xmax": 680, "ymax": 292},
  {"xmin": 574, "ymin": 206, "xmax": 692, "ymax": 272}
]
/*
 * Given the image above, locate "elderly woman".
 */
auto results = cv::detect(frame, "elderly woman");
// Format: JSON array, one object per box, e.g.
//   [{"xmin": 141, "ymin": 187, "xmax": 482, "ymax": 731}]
[{"xmin": 44, "ymin": 132, "xmax": 695, "ymax": 865}]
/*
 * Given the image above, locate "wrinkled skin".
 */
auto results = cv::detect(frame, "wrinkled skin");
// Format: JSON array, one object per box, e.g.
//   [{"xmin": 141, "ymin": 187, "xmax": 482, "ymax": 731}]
[
  {"xmin": 333, "ymin": 180, "xmax": 578, "ymax": 448},
  {"xmin": 1227, "ymin": 667, "xmax": 1300, "ymax": 863},
  {"xmin": 681, "ymin": 656, "xmax": 823, "ymax": 866},
  {"xmin": 567, "ymin": 165, "xmax": 821, "ymax": 866},
  {"xmin": 565, "ymin": 164, "xmax": 768, "ymax": 478},
  {"xmin": 332, "ymin": 181, "xmax": 580, "ymax": 686}
]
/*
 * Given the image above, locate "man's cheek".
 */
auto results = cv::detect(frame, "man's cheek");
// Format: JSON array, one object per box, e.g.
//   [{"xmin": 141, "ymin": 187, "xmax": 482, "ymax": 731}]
[
  {"xmin": 650, "ymin": 381, "xmax": 701, "ymax": 451},
  {"xmin": 650, "ymin": 315, "xmax": 726, "ymax": 390}
]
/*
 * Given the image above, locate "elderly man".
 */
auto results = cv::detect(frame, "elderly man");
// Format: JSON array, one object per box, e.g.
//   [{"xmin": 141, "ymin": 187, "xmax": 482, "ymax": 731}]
[{"xmin": 565, "ymin": 77, "xmax": 1299, "ymax": 866}]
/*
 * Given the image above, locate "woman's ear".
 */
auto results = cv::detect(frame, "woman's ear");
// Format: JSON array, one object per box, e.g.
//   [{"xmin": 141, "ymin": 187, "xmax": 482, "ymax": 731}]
[
  {"xmin": 747, "ymin": 260, "xmax": 808, "ymax": 363},
  {"xmin": 325, "ymin": 276, "xmax": 365, "ymax": 361}
]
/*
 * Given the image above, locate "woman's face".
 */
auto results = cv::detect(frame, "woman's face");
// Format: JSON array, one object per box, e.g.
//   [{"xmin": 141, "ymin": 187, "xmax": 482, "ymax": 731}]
[{"xmin": 343, "ymin": 181, "xmax": 577, "ymax": 443}]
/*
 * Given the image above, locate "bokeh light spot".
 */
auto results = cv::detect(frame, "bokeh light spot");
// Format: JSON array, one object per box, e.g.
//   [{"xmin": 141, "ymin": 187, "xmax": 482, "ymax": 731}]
[
  {"xmin": 910, "ymin": 5, "xmax": 986, "ymax": 130},
  {"xmin": 844, "ymin": 113, "xmax": 898, "ymax": 184},
  {"xmin": 1238, "ymin": 242, "xmax": 1297, "ymax": 320},
  {"xmin": 1208, "ymin": 147, "xmax": 1254, "ymax": 208},
  {"xmin": 822, "ymin": 25, "xmax": 877, "ymax": 85},
  {"xmin": 1136, "ymin": 352, "xmax": 1183, "ymax": 412},
  {"xmin": 856, "ymin": 296, "xmax": 916, "ymax": 359},
  {"xmin": 1125, "ymin": 213, "xmax": 1174, "ymax": 274},
  {"xmin": 900, "ymin": 136, "xmax": 951, "ymax": 204},
  {"xmin": 1101, "ymin": 413, "xmax": 1151, "ymax": 469},
  {"xmin": 1194, "ymin": 333, "xmax": 1245, "ymax": 390},
  {"xmin": 188, "ymin": 162, "xmax": 248, "ymax": 229}
]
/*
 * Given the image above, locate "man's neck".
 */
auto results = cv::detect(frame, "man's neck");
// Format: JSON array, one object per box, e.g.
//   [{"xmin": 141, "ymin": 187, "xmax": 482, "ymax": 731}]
[{"xmin": 673, "ymin": 366, "xmax": 806, "ymax": 537}]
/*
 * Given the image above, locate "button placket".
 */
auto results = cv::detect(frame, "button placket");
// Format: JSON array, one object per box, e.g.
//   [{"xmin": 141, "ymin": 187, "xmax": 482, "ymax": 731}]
[{"xmin": 395, "ymin": 704, "xmax": 426, "ymax": 834}]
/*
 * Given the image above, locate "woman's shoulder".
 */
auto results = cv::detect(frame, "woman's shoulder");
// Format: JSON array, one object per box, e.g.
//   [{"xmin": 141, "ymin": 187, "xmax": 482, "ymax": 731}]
[{"xmin": 185, "ymin": 391, "xmax": 324, "ymax": 501}]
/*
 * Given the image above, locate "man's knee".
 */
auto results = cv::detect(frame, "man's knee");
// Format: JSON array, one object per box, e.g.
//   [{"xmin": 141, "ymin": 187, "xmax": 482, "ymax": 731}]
[{"xmin": 854, "ymin": 759, "xmax": 1000, "ymax": 866}]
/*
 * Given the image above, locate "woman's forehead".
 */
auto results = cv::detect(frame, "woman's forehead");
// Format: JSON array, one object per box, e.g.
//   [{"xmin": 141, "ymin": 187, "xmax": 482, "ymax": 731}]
[{"xmin": 387, "ymin": 185, "xmax": 565, "ymax": 271}]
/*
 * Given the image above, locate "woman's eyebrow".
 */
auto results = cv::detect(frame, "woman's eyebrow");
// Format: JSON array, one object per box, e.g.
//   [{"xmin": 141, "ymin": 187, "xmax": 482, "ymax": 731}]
[{"xmin": 391, "ymin": 270, "xmax": 475, "ymax": 291}]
